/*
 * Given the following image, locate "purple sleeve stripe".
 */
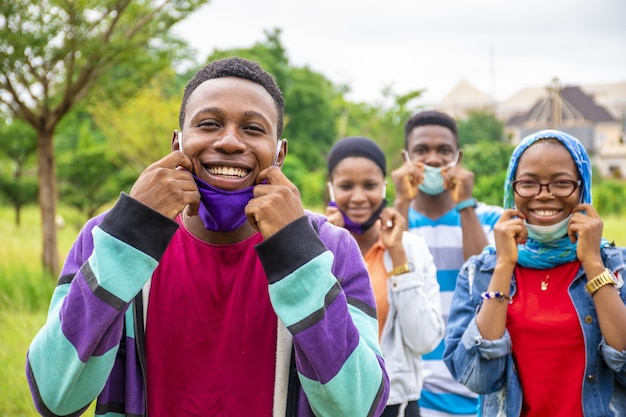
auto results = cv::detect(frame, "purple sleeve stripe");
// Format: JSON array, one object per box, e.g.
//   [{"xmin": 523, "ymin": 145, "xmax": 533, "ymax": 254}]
[
  {"xmin": 25, "ymin": 358, "xmax": 89, "ymax": 417},
  {"xmin": 286, "ymin": 282, "xmax": 341, "ymax": 334},
  {"xmin": 97, "ymin": 335, "xmax": 145, "ymax": 416},
  {"xmin": 292, "ymin": 295, "xmax": 361, "ymax": 383},
  {"xmin": 346, "ymin": 296, "xmax": 377, "ymax": 320},
  {"xmin": 62, "ymin": 275, "xmax": 126, "ymax": 360},
  {"xmin": 81, "ymin": 262, "xmax": 127, "ymax": 311}
]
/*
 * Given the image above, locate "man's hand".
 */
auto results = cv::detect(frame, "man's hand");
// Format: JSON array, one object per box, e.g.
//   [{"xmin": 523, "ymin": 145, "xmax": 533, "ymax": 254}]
[
  {"xmin": 246, "ymin": 166, "xmax": 305, "ymax": 238},
  {"xmin": 391, "ymin": 159, "xmax": 423, "ymax": 204},
  {"xmin": 129, "ymin": 151, "xmax": 200, "ymax": 219},
  {"xmin": 443, "ymin": 165, "xmax": 475, "ymax": 203}
]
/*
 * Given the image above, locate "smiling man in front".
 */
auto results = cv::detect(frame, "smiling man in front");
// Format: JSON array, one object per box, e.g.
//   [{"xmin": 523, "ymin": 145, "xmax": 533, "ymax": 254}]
[{"xmin": 26, "ymin": 57, "xmax": 389, "ymax": 417}]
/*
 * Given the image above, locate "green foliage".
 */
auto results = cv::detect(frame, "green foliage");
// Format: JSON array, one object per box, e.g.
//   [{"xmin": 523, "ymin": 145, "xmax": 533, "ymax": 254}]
[
  {"xmin": 283, "ymin": 66, "xmax": 342, "ymax": 169},
  {"xmin": 461, "ymin": 141, "xmax": 516, "ymax": 206},
  {"xmin": 58, "ymin": 146, "xmax": 135, "ymax": 220},
  {"xmin": 88, "ymin": 70, "xmax": 180, "ymax": 171},
  {"xmin": 457, "ymin": 109, "xmax": 505, "ymax": 146},
  {"xmin": 0, "ymin": 119, "xmax": 39, "ymax": 223},
  {"xmin": 282, "ymin": 154, "xmax": 326, "ymax": 209},
  {"xmin": 592, "ymin": 178, "xmax": 626, "ymax": 216}
]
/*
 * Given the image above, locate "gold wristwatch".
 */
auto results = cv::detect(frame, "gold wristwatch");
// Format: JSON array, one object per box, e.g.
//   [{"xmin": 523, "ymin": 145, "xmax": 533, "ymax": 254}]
[
  {"xmin": 586, "ymin": 269, "xmax": 619, "ymax": 296},
  {"xmin": 388, "ymin": 263, "xmax": 414, "ymax": 276}
]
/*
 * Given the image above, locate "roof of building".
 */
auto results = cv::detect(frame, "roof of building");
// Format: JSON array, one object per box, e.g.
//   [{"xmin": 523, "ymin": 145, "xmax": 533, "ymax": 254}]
[
  {"xmin": 440, "ymin": 79, "xmax": 494, "ymax": 106},
  {"xmin": 505, "ymin": 84, "xmax": 616, "ymax": 126}
]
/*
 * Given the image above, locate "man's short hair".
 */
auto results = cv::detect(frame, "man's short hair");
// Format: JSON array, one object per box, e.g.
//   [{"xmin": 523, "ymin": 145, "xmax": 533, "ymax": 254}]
[
  {"xmin": 404, "ymin": 110, "xmax": 459, "ymax": 148},
  {"xmin": 179, "ymin": 57, "xmax": 285, "ymax": 138}
]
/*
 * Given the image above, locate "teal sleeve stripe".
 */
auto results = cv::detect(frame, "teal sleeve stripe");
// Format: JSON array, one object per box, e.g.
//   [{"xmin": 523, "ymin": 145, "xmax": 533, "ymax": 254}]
[
  {"xmin": 90, "ymin": 227, "xmax": 158, "ymax": 303},
  {"xmin": 348, "ymin": 303, "xmax": 383, "ymax": 357},
  {"xmin": 124, "ymin": 308, "xmax": 136, "ymax": 339},
  {"xmin": 29, "ymin": 314, "xmax": 118, "ymax": 416},
  {"xmin": 98, "ymin": 413, "xmax": 125, "ymax": 417},
  {"xmin": 299, "ymin": 338, "xmax": 384, "ymax": 416},
  {"xmin": 268, "ymin": 251, "xmax": 336, "ymax": 327}
]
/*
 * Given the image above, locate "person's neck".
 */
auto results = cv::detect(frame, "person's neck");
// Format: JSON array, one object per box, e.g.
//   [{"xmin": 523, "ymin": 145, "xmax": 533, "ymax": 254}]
[
  {"xmin": 412, "ymin": 190, "xmax": 455, "ymax": 220},
  {"xmin": 353, "ymin": 223, "xmax": 381, "ymax": 256},
  {"xmin": 182, "ymin": 211, "xmax": 258, "ymax": 244}
]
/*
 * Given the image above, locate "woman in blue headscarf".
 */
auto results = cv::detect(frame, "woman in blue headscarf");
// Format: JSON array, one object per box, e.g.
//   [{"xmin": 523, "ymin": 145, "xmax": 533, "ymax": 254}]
[{"xmin": 442, "ymin": 130, "xmax": 626, "ymax": 416}]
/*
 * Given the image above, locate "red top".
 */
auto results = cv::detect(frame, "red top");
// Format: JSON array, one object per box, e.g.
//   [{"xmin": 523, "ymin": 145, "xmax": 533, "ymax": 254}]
[
  {"xmin": 507, "ymin": 261, "xmax": 584, "ymax": 417},
  {"xmin": 146, "ymin": 225, "xmax": 277, "ymax": 417}
]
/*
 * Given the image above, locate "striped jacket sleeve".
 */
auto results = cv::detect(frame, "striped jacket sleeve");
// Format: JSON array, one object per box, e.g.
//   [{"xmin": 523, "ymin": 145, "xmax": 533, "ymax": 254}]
[
  {"xmin": 255, "ymin": 215, "xmax": 390, "ymax": 417},
  {"xmin": 25, "ymin": 193, "xmax": 178, "ymax": 417}
]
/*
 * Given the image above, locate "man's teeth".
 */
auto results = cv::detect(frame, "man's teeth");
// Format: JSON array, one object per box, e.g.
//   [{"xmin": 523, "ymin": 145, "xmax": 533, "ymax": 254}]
[
  {"xmin": 534, "ymin": 210, "xmax": 558, "ymax": 217},
  {"xmin": 208, "ymin": 166, "xmax": 248, "ymax": 178}
]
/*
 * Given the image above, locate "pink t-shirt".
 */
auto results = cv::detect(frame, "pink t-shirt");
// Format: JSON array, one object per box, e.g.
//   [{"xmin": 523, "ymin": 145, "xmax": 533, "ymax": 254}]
[
  {"xmin": 146, "ymin": 223, "xmax": 277, "ymax": 417},
  {"xmin": 508, "ymin": 261, "xmax": 584, "ymax": 417}
]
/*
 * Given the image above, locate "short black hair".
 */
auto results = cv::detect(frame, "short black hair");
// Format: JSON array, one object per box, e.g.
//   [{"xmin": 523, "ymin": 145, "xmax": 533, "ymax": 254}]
[
  {"xmin": 404, "ymin": 110, "xmax": 459, "ymax": 148},
  {"xmin": 179, "ymin": 57, "xmax": 284, "ymax": 138}
]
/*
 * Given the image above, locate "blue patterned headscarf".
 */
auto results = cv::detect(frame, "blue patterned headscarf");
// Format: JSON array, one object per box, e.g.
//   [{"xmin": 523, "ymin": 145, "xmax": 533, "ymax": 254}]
[
  {"xmin": 503, "ymin": 129, "xmax": 592, "ymax": 209},
  {"xmin": 495, "ymin": 130, "xmax": 605, "ymax": 269}
]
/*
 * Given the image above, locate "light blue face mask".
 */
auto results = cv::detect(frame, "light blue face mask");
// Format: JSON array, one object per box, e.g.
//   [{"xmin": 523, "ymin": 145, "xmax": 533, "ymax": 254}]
[
  {"xmin": 418, "ymin": 153, "xmax": 460, "ymax": 196},
  {"xmin": 418, "ymin": 165, "xmax": 446, "ymax": 195},
  {"xmin": 524, "ymin": 214, "xmax": 572, "ymax": 243}
]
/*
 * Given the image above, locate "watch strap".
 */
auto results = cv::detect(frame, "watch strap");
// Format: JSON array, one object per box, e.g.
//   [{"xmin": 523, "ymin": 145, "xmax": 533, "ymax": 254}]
[
  {"xmin": 388, "ymin": 263, "xmax": 410, "ymax": 276},
  {"xmin": 456, "ymin": 198, "xmax": 478, "ymax": 212},
  {"xmin": 586, "ymin": 268, "xmax": 618, "ymax": 296}
]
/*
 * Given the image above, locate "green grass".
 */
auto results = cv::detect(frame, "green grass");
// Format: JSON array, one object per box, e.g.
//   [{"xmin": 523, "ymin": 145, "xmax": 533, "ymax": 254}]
[
  {"xmin": 0, "ymin": 309, "xmax": 48, "ymax": 417},
  {"xmin": 0, "ymin": 205, "xmax": 85, "ymax": 416},
  {"xmin": 0, "ymin": 204, "xmax": 624, "ymax": 416}
]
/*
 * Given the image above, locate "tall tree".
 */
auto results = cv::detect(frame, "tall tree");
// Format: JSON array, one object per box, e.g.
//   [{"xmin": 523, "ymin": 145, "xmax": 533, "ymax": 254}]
[{"xmin": 0, "ymin": 0, "xmax": 208, "ymax": 276}]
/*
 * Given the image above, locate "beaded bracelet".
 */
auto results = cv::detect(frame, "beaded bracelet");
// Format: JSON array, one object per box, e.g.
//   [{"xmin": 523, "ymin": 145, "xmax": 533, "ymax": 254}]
[{"xmin": 480, "ymin": 291, "xmax": 511, "ymax": 303}]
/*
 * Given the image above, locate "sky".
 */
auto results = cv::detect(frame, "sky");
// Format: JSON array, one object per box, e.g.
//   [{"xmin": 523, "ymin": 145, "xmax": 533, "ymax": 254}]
[{"xmin": 172, "ymin": 0, "xmax": 626, "ymax": 105}]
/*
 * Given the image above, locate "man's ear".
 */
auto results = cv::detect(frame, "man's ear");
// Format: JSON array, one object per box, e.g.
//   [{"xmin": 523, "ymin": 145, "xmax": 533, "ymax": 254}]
[
  {"xmin": 275, "ymin": 139, "xmax": 288, "ymax": 168},
  {"xmin": 456, "ymin": 149, "xmax": 463, "ymax": 165}
]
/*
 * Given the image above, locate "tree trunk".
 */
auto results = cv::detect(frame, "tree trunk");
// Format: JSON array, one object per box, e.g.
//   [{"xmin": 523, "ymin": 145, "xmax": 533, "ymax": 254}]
[
  {"xmin": 37, "ymin": 130, "xmax": 59, "ymax": 278},
  {"xmin": 15, "ymin": 203, "xmax": 21, "ymax": 227}
]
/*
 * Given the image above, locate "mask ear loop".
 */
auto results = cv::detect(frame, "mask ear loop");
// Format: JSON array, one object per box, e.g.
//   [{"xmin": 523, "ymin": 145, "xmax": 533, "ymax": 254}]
[
  {"xmin": 327, "ymin": 182, "xmax": 336, "ymax": 203},
  {"xmin": 175, "ymin": 130, "xmax": 183, "ymax": 154},
  {"xmin": 446, "ymin": 151, "xmax": 460, "ymax": 168},
  {"xmin": 272, "ymin": 139, "xmax": 286, "ymax": 166}
]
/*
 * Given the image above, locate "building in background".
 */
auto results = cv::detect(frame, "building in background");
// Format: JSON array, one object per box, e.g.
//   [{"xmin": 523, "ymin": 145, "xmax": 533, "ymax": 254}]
[{"xmin": 435, "ymin": 78, "xmax": 626, "ymax": 178}]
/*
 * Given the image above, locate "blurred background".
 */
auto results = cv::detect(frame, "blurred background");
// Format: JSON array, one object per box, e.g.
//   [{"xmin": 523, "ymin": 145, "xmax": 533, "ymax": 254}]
[{"xmin": 1, "ymin": 1, "xmax": 625, "ymax": 414}]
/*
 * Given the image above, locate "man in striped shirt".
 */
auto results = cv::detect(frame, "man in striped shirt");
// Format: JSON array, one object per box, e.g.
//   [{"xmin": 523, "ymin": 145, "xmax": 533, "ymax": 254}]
[{"xmin": 392, "ymin": 110, "xmax": 503, "ymax": 417}]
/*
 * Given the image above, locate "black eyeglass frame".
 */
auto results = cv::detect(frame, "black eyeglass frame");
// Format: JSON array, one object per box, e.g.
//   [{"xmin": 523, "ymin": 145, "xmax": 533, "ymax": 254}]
[{"xmin": 511, "ymin": 179, "xmax": 582, "ymax": 198}]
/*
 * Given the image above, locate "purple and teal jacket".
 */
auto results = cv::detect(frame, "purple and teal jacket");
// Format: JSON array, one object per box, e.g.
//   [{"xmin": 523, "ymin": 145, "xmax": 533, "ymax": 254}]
[{"xmin": 26, "ymin": 193, "xmax": 390, "ymax": 416}]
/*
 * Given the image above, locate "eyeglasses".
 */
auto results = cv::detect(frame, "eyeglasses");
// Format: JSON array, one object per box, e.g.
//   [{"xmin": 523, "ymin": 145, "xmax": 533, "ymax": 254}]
[{"xmin": 511, "ymin": 179, "xmax": 581, "ymax": 198}]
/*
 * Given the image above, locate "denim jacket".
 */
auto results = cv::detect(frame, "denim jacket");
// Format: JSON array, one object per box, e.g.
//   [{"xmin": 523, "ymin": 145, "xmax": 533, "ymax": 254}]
[{"xmin": 443, "ymin": 245, "xmax": 626, "ymax": 416}]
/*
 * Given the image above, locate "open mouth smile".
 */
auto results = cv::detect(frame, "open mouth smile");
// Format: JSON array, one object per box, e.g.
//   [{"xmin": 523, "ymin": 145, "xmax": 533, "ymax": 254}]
[{"xmin": 206, "ymin": 166, "xmax": 250, "ymax": 179}]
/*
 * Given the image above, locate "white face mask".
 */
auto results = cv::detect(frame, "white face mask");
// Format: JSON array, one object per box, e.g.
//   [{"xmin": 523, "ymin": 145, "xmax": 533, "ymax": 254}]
[{"xmin": 524, "ymin": 214, "xmax": 572, "ymax": 243}]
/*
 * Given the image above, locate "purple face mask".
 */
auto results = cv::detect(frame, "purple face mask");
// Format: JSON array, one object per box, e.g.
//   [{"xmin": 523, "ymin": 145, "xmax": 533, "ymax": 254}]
[
  {"xmin": 328, "ymin": 200, "xmax": 387, "ymax": 235},
  {"xmin": 193, "ymin": 174, "xmax": 254, "ymax": 232}
]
